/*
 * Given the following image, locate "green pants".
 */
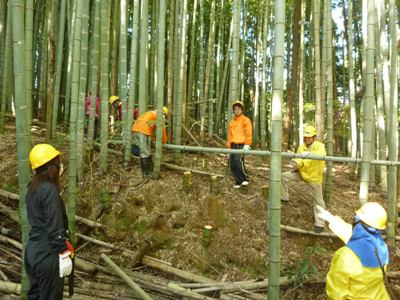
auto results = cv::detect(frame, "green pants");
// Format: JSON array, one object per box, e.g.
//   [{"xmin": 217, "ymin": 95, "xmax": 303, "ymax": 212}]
[
  {"xmin": 132, "ymin": 132, "xmax": 151, "ymax": 158},
  {"xmin": 281, "ymin": 170, "xmax": 326, "ymax": 227}
]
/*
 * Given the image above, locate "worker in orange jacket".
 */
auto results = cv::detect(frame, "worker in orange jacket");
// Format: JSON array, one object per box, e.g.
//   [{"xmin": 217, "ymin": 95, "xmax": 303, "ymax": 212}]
[
  {"xmin": 132, "ymin": 107, "xmax": 168, "ymax": 177},
  {"xmin": 227, "ymin": 100, "xmax": 252, "ymax": 188}
]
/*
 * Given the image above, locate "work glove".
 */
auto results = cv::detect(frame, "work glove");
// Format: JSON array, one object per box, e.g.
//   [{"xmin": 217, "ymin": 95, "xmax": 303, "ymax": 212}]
[
  {"xmin": 243, "ymin": 145, "xmax": 251, "ymax": 151},
  {"xmin": 301, "ymin": 151, "xmax": 311, "ymax": 157},
  {"xmin": 59, "ymin": 250, "xmax": 73, "ymax": 278},
  {"xmin": 317, "ymin": 206, "xmax": 335, "ymax": 223}
]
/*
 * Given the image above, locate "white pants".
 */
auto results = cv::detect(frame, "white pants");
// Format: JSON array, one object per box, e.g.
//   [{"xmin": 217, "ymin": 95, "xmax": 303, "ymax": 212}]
[{"xmin": 281, "ymin": 170, "xmax": 326, "ymax": 227}]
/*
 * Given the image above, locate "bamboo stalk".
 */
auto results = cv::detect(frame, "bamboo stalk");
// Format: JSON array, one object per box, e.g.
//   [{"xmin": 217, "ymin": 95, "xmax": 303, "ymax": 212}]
[
  {"xmin": 0, "ymin": 235, "xmax": 22, "ymax": 250},
  {"xmin": 162, "ymin": 163, "xmax": 224, "ymax": 178},
  {"xmin": 142, "ymin": 257, "xmax": 213, "ymax": 283},
  {"xmin": 100, "ymin": 254, "xmax": 153, "ymax": 300},
  {"xmin": 75, "ymin": 216, "xmax": 105, "ymax": 228},
  {"xmin": 76, "ymin": 233, "xmax": 136, "ymax": 255},
  {"xmin": 0, "ymin": 202, "xmax": 19, "ymax": 222}
]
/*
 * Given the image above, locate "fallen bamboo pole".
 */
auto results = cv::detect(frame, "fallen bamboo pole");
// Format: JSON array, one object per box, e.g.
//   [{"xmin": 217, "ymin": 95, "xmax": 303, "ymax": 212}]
[
  {"xmin": 281, "ymin": 224, "xmax": 400, "ymax": 240},
  {"xmin": 0, "ymin": 202, "xmax": 19, "ymax": 222},
  {"xmin": 142, "ymin": 256, "xmax": 213, "ymax": 283},
  {"xmin": 75, "ymin": 215, "xmax": 104, "ymax": 228},
  {"xmin": 100, "ymin": 254, "xmax": 154, "ymax": 300},
  {"xmin": 76, "ymin": 233, "xmax": 136, "ymax": 256}
]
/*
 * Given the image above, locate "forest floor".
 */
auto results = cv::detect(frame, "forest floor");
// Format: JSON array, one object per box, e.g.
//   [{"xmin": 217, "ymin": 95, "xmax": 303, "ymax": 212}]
[{"xmin": 1, "ymin": 118, "xmax": 400, "ymax": 299}]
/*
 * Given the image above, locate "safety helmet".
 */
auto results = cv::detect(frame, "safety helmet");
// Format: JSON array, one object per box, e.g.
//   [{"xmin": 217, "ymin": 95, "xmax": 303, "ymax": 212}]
[
  {"xmin": 109, "ymin": 95, "xmax": 120, "ymax": 105},
  {"xmin": 303, "ymin": 125, "xmax": 317, "ymax": 137},
  {"xmin": 29, "ymin": 144, "xmax": 61, "ymax": 170},
  {"xmin": 232, "ymin": 100, "xmax": 244, "ymax": 110},
  {"xmin": 163, "ymin": 106, "xmax": 169, "ymax": 116},
  {"xmin": 356, "ymin": 202, "xmax": 387, "ymax": 230}
]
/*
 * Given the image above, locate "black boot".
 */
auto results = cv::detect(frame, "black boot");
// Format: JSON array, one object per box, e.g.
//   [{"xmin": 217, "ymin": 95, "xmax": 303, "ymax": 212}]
[
  {"xmin": 140, "ymin": 158, "xmax": 148, "ymax": 178},
  {"xmin": 146, "ymin": 155, "xmax": 154, "ymax": 177}
]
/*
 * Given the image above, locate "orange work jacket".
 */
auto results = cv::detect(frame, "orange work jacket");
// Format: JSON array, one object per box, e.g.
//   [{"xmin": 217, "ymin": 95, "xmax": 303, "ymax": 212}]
[
  {"xmin": 227, "ymin": 114, "xmax": 252, "ymax": 148},
  {"xmin": 132, "ymin": 111, "xmax": 167, "ymax": 144}
]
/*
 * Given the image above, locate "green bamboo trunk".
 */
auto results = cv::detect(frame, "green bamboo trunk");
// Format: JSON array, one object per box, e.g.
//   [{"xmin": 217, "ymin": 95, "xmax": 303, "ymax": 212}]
[
  {"xmin": 208, "ymin": 50, "xmax": 215, "ymax": 137},
  {"xmin": 0, "ymin": 0, "xmax": 5, "ymax": 97},
  {"xmin": 120, "ymin": 0, "xmax": 130, "ymax": 166},
  {"xmin": 215, "ymin": 0, "xmax": 224, "ymax": 123},
  {"xmin": 63, "ymin": 0, "xmax": 76, "ymax": 130},
  {"xmin": 323, "ymin": 0, "xmax": 333, "ymax": 202},
  {"xmin": 0, "ymin": 1, "xmax": 12, "ymax": 134},
  {"xmin": 154, "ymin": 0, "xmax": 167, "ymax": 175},
  {"xmin": 359, "ymin": 0, "xmax": 376, "ymax": 204},
  {"xmin": 298, "ymin": 0, "xmax": 305, "ymax": 145},
  {"xmin": 347, "ymin": 0, "xmax": 358, "ymax": 179},
  {"xmin": 268, "ymin": 0, "xmax": 285, "ymax": 298},
  {"xmin": 110, "ymin": 0, "xmax": 120, "ymax": 96},
  {"xmin": 386, "ymin": 0, "xmax": 398, "ymax": 250},
  {"xmin": 200, "ymin": 0, "xmax": 216, "ymax": 141},
  {"xmin": 186, "ymin": 0, "xmax": 198, "ymax": 106},
  {"xmin": 228, "ymin": 0, "xmax": 241, "ymax": 124},
  {"xmin": 252, "ymin": 20, "xmax": 262, "ymax": 146},
  {"xmin": 172, "ymin": 0, "xmax": 188, "ymax": 163},
  {"xmin": 197, "ymin": 0, "xmax": 204, "ymax": 121},
  {"xmin": 99, "ymin": 0, "xmax": 110, "ymax": 174},
  {"xmin": 215, "ymin": 21, "xmax": 232, "ymax": 136},
  {"xmin": 76, "ymin": 0, "xmax": 90, "ymax": 179},
  {"xmin": 313, "ymin": 0, "xmax": 323, "ymax": 140},
  {"xmin": 11, "ymin": 1, "xmax": 32, "ymax": 297},
  {"xmin": 239, "ymin": 0, "xmax": 247, "ymax": 103},
  {"xmin": 374, "ymin": 2, "xmax": 387, "ymax": 191},
  {"xmin": 25, "ymin": 0, "xmax": 34, "ymax": 128},
  {"xmin": 138, "ymin": 0, "xmax": 149, "ymax": 114},
  {"xmin": 126, "ymin": 0, "xmax": 140, "ymax": 158},
  {"xmin": 260, "ymin": 0, "xmax": 270, "ymax": 150},
  {"xmin": 167, "ymin": 0, "xmax": 175, "ymax": 141},
  {"xmin": 45, "ymin": 0, "xmax": 58, "ymax": 142},
  {"xmin": 52, "ymin": 0, "xmax": 67, "ymax": 139},
  {"xmin": 67, "ymin": 0, "xmax": 84, "ymax": 243},
  {"xmin": 320, "ymin": 0, "xmax": 327, "ymax": 140},
  {"xmin": 87, "ymin": 0, "xmax": 101, "ymax": 148}
]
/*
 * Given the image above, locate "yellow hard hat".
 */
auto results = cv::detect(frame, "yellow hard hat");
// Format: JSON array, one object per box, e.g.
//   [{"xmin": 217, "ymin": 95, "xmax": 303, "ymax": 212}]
[
  {"xmin": 109, "ymin": 95, "xmax": 120, "ymax": 105},
  {"xmin": 356, "ymin": 202, "xmax": 387, "ymax": 230},
  {"xmin": 163, "ymin": 106, "xmax": 169, "ymax": 116},
  {"xmin": 29, "ymin": 144, "xmax": 61, "ymax": 170},
  {"xmin": 232, "ymin": 100, "xmax": 244, "ymax": 110},
  {"xmin": 303, "ymin": 125, "xmax": 317, "ymax": 137}
]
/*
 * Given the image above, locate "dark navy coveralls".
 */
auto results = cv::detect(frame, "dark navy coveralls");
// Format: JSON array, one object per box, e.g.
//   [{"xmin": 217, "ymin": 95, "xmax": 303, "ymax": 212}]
[{"xmin": 24, "ymin": 181, "xmax": 69, "ymax": 300}]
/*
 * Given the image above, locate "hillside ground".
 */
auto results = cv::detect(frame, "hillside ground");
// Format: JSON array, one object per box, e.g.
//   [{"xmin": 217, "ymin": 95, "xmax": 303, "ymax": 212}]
[{"xmin": 1, "ymin": 119, "xmax": 399, "ymax": 299}]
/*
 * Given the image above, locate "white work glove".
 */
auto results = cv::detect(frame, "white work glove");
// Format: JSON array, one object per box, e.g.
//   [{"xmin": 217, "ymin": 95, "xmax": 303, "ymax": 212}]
[
  {"xmin": 243, "ymin": 145, "xmax": 251, "ymax": 151},
  {"xmin": 290, "ymin": 159, "xmax": 298, "ymax": 169},
  {"xmin": 301, "ymin": 151, "xmax": 311, "ymax": 157},
  {"xmin": 317, "ymin": 206, "xmax": 335, "ymax": 223},
  {"xmin": 59, "ymin": 250, "xmax": 73, "ymax": 278}
]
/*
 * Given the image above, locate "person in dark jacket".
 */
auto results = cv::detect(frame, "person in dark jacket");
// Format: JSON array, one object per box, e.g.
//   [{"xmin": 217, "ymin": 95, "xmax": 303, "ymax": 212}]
[{"xmin": 25, "ymin": 144, "xmax": 74, "ymax": 300}]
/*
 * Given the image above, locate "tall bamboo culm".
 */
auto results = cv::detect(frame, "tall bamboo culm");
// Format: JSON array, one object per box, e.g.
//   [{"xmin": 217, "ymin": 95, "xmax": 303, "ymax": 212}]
[
  {"xmin": 67, "ymin": 0, "xmax": 84, "ymax": 243},
  {"xmin": 268, "ymin": 0, "xmax": 285, "ymax": 298},
  {"xmin": 11, "ymin": 1, "xmax": 31, "ymax": 297},
  {"xmin": 0, "ymin": 1, "xmax": 12, "ymax": 134},
  {"xmin": 323, "ymin": 0, "xmax": 333, "ymax": 202},
  {"xmin": 154, "ymin": 0, "xmax": 167, "ymax": 175},
  {"xmin": 52, "ymin": 0, "xmax": 67, "ymax": 139},
  {"xmin": 358, "ymin": 0, "xmax": 375, "ymax": 204},
  {"xmin": 99, "ymin": 0, "xmax": 109, "ymax": 174},
  {"xmin": 386, "ymin": 0, "xmax": 398, "ymax": 250}
]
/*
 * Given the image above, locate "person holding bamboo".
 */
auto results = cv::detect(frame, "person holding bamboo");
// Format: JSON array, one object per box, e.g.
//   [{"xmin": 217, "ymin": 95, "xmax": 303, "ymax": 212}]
[
  {"xmin": 25, "ymin": 144, "xmax": 74, "ymax": 299},
  {"xmin": 318, "ymin": 202, "xmax": 390, "ymax": 300},
  {"xmin": 281, "ymin": 125, "xmax": 326, "ymax": 233},
  {"xmin": 226, "ymin": 100, "xmax": 252, "ymax": 188}
]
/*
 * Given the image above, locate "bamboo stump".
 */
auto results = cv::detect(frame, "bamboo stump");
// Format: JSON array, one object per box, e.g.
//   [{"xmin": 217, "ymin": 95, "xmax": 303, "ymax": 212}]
[
  {"xmin": 182, "ymin": 171, "xmax": 192, "ymax": 193},
  {"xmin": 100, "ymin": 188, "xmax": 110, "ymax": 209},
  {"xmin": 210, "ymin": 175, "xmax": 219, "ymax": 194},
  {"xmin": 201, "ymin": 158, "xmax": 208, "ymax": 170},
  {"xmin": 191, "ymin": 157, "xmax": 198, "ymax": 169},
  {"xmin": 201, "ymin": 225, "xmax": 213, "ymax": 248}
]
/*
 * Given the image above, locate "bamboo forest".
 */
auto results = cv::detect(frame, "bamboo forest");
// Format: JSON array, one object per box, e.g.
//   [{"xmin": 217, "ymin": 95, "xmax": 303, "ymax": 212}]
[{"xmin": 0, "ymin": 0, "xmax": 400, "ymax": 299}]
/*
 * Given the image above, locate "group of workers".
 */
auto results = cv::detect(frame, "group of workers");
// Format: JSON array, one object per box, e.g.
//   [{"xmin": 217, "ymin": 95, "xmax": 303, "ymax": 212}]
[{"xmin": 24, "ymin": 98, "xmax": 391, "ymax": 299}]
